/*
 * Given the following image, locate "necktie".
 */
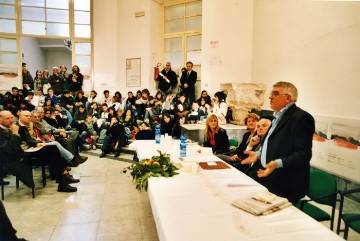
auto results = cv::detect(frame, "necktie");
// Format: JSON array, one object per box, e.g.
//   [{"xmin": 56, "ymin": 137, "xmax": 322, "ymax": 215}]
[{"xmin": 187, "ymin": 71, "xmax": 190, "ymax": 77}]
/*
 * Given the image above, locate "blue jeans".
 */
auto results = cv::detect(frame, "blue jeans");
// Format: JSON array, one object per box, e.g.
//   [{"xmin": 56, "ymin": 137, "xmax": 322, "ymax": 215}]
[{"xmin": 45, "ymin": 141, "xmax": 74, "ymax": 163}]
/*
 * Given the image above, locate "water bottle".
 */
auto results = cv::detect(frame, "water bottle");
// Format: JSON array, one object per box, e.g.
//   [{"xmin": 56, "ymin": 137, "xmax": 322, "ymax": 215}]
[
  {"xmin": 155, "ymin": 124, "xmax": 161, "ymax": 144},
  {"xmin": 180, "ymin": 131, "xmax": 187, "ymax": 157}
]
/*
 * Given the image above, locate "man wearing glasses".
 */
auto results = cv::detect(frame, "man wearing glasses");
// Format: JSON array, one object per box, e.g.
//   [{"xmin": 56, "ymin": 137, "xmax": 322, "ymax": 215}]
[{"xmin": 241, "ymin": 81, "xmax": 315, "ymax": 205}]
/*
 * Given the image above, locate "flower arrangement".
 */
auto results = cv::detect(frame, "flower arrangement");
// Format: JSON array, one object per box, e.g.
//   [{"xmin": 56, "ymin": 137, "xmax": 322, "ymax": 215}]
[{"xmin": 123, "ymin": 151, "xmax": 179, "ymax": 191}]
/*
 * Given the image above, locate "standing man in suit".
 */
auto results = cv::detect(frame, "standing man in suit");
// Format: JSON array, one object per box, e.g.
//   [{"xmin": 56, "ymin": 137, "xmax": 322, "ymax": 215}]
[
  {"xmin": 180, "ymin": 61, "xmax": 197, "ymax": 104},
  {"xmin": 241, "ymin": 81, "xmax": 315, "ymax": 205}
]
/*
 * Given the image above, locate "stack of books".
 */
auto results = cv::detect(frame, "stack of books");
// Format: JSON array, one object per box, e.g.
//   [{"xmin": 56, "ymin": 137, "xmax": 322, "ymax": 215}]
[{"xmin": 231, "ymin": 191, "xmax": 292, "ymax": 215}]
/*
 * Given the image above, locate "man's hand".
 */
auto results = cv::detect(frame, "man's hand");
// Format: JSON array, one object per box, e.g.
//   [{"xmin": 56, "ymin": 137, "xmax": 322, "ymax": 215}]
[
  {"xmin": 37, "ymin": 143, "xmax": 46, "ymax": 147},
  {"xmin": 59, "ymin": 131, "xmax": 67, "ymax": 138},
  {"xmin": 9, "ymin": 124, "xmax": 19, "ymax": 135},
  {"xmin": 184, "ymin": 83, "xmax": 188, "ymax": 88},
  {"xmin": 257, "ymin": 161, "xmax": 278, "ymax": 178},
  {"xmin": 240, "ymin": 151, "xmax": 258, "ymax": 165},
  {"xmin": 229, "ymin": 154, "xmax": 240, "ymax": 162},
  {"xmin": 248, "ymin": 135, "xmax": 260, "ymax": 148}
]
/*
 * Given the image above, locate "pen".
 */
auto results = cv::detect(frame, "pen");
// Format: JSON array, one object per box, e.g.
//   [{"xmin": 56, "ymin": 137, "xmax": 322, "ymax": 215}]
[{"xmin": 252, "ymin": 197, "xmax": 272, "ymax": 204}]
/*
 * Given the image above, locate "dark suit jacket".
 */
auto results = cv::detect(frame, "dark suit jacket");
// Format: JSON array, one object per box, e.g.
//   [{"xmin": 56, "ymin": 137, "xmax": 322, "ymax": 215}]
[
  {"xmin": 0, "ymin": 127, "xmax": 34, "ymax": 188},
  {"xmin": 157, "ymin": 68, "xmax": 177, "ymax": 92},
  {"xmin": 257, "ymin": 104, "xmax": 315, "ymax": 203},
  {"xmin": 203, "ymin": 127, "xmax": 230, "ymax": 154},
  {"xmin": 180, "ymin": 70, "xmax": 197, "ymax": 93}
]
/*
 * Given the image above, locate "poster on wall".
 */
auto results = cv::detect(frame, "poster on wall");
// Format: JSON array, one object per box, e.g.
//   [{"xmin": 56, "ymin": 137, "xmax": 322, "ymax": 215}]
[
  {"xmin": 126, "ymin": 58, "xmax": 141, "ymax": 87},
  {"xmin": 312, "ymin": 115, "xmax": 360, "ymax": 184}
]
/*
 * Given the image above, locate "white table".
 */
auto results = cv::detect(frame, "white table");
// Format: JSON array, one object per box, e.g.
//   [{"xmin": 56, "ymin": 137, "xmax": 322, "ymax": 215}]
[
  {"xmin": 181, "ymin": 123, "xmax": 248, "ymax": 144},
  {"xmin": 132, "ymin": 140, "xmax": 344, "ymax": 241}
]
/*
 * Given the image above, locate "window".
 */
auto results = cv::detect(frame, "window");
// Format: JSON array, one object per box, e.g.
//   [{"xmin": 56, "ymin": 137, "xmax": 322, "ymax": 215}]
[
  {"xmin": 163, "ymin": 0, "xmax": 202, "ymax": 80},
  {"xmin": 74, "ymin": 0, "xmax": 91, "ymax": 38},
  {"xmin": 21, "ymin": 0, "xmax": 70, "ymax": 36},
  {"xmin": 0, "ymin": 38, "xmax": 18, "ymax": 76},
  {"xmin": 0, "ymin": 0, "xmax": 16, "ymax": 33}
]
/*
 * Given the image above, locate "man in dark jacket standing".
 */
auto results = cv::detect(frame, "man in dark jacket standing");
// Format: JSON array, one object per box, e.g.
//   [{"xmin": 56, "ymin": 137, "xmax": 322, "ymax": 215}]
[
  {"xmin": 241, "ymin": 82, "xmax": 315, "ymax": 205},
  {"xmin": 180, "ymin": 61, "xmax": 197, "ymax": 104},
  {"xmin": 156, "ymin": 62, "xmax": 177, "ymax": 94}
]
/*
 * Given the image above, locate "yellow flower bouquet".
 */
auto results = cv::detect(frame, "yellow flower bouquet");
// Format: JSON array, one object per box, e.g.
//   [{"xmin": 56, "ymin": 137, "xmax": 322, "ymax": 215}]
[{"xmin": 123, "ymin": 151, "xmax": 179, "ymax": 191}]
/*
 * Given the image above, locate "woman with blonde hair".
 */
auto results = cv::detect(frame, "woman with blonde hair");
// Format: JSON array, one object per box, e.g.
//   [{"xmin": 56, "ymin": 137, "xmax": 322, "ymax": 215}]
[{"xmin": 203, "ymin": 114, "xmax": 229, "ymax": 154}]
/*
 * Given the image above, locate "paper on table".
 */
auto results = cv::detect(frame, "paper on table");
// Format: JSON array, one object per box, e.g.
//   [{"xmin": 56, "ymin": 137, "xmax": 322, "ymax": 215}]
[
  {"xmin": 221, "ymin": 177, "xmax": 260, "ymax": 187},
  {"xmin": 179, "ymin": 154, "xmax": 219, "ymax": 163}
]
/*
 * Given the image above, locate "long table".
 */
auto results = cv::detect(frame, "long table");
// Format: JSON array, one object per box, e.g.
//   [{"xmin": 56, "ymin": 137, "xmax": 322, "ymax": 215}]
[{"xmin": 132, "ymin": 140, "xmax": 344, "ymax": 241}]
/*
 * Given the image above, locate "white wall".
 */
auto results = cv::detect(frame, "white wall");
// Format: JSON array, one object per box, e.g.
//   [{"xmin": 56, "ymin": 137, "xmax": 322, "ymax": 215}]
[
  {"xmin": 201, "ymin": 0, "xmax": 254, "ymax": 96},
  {"xmin": 46, "ymin": 51, "xmax": 71, "ymax": 73},
  {"xmin": 93, "ymin": 0, "xmax": 119, "ymax": 96},
  {"xmin": 251, "ymin": 0, "xmax": 360, "ymax": 118},
  {"xmin": 21, "ymin": 37, "xmax": 46, "ymax": 77},
  {"xmin": 93, "ymin": 0, "xmax": 161, "ymax": 97}
]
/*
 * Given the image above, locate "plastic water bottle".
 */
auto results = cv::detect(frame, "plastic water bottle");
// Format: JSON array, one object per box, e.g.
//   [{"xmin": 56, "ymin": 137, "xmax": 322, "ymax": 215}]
[
  {"xmin": 180, "ymin": 131, "xmax": 187, "ymax": 157},
  {"xmin": 155, "ymin": 124, "xmax": 161, "ymax": 144}
]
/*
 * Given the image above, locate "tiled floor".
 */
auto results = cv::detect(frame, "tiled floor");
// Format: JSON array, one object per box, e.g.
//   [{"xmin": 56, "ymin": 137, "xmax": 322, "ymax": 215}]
[
  {"xmin": 2, "ymin": 150, "xmax": 159, "ymax": 241},
  {"xmin": 2, "ymin": 149, "xmax": 360, "ymax": 241}
]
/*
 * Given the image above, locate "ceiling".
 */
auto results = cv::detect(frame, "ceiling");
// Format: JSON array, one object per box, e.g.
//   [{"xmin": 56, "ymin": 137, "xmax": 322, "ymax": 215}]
[{"xmin": 36, "ymin": 38, "xmax": 71, "ymax": 52}]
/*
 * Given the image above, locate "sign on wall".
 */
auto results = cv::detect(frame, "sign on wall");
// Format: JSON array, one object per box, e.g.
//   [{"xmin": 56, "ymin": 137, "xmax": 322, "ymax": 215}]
[{"xmin": 126, "ymin": 58, "xmax": 141, "ymax": 87}]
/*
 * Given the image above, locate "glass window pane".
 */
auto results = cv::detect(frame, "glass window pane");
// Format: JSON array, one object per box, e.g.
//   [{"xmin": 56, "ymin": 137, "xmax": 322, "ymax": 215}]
[
  {"xmin": 187, "ymin": 35, "xmax": 201, "ymax": 51},
  {"xmin": 22, "ymin": 7, "xmax": 45, "ymax": 21},
  {"xmin": 186, "ymin": 1, "xmax": 202, "ymax": 16},
  {"xmin": 165, "ymin": 19, "xmax": 184, "ymax": 34},
  {"xmin": 75, "ymin": 55, "xmax": 90, "ymax": 67},
  {"xmin": 164, "ymin": 37, "xmax": 181, "ymax": 52},
  {"xmin": 187, "ymin": 50, "xmax": 201, "ymax": 65},
  {"xmin": 46, "ymin": 9, "xmax": 69, "ymax": 23},
  {"xmin": 0, "ymin": 0, "xmax": 15, "ymax": 4},
  {"xmin": 22, "ymin": 21, "xmax": 46, "ymax": 35},
  {"xmin": 75, "ymin": 43, "xmax": 91, "ymax": 55},
  {"xmin": 0, "ymin": 19, "xmax": 16, "ymax": 33},
  {"xmin": 21, "ymin": 0, "xmax": 44, "ymax": 7},
  {"xmin": 164, "ymin": 52, "xmax": 182, "ymax": 67},
  {"xmin": 46, "ymin": 0, "xmax": 68, "ymax": 9},
  {"xmin": 0, "ymin": 53, "xmax": 17, "ymax": 65},
  {"xmin": 0, "ymin": 5, "xmax": 15, "ymax": 18},
  {"xmin": 47, "ymin": 23, "xmax": 69, "ymax": 36},
  {"xmin": 75, "ymin": 24, "xmax": 91, "ymax": 38},
  {"xmin": 0, "ymin": 38, "xmax": 16, "ymax": 51},
  {"xmin": 74, "ymin": 0, "xmax": 90, "ymax": 11},
  {"xmin": 185, "ymin": 16, "xmax": 202, "ymax": 31},
  {"xmin": 165, "ymin": 4, "xmax": 184, "ymax": 20},
  {"xmin": 75, "ymin": 11, "xmax": 90, "ymax": 24}
]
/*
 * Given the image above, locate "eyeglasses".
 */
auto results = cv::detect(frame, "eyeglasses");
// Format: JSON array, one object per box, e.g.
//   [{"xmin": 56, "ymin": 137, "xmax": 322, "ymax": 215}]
[{"xmin": 269, "ymin": 91, "xmax": 289, "ymax": 97}]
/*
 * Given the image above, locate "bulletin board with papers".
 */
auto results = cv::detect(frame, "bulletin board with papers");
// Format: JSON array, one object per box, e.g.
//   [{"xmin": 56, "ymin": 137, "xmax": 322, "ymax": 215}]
[
  {"xmin": 126, "ymin": 58, "xmax": 141, "ymax": 87},
  {"xmin": 312, "ymin": 115, "xmax": 360, "ymax": 184}
]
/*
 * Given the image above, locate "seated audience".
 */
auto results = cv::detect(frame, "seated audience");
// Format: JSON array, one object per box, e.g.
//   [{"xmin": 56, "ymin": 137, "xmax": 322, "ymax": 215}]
[
  {"xmin": 100, "ymin": 116, "xmax": 127, "ymax": 158},
  {"xmin": 212, "ymin": 91, "xmax": 228, "ymax": 124},
  {"xmin": 197, "ymin": 90, "xmax": 212, "ymax": 106},
  {"xmin": 160, "ymin": 113, "xmax": 174, "ymax": 135},
  {"xmin": 186, "ymin": 102, "xmax": 205, "ymax": 123},
  {"xmin": 135, "ymin": 122, "xmax": 155, "ymax": 140},
  {"xmin": 171, "ymin": 116, "xmax": 185, "ymax": 139}
]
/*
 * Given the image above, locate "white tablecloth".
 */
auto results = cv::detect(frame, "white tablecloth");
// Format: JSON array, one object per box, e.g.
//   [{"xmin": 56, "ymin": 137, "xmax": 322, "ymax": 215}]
[{"xmin": 132, "ymin": 140, "xmax": 344, "ymax": 241}]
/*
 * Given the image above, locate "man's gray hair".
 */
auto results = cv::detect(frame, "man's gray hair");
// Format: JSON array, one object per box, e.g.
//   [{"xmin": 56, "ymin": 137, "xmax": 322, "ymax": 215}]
[{"xmin": 273, "ymin": 81, "xmax": 298, "ymax": 102}]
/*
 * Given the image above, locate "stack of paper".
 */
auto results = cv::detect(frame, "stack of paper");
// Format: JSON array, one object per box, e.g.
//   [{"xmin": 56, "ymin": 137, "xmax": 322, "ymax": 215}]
[{"xmin": 231, "ymin": 191, "xmax": 292, "ymax": 215}]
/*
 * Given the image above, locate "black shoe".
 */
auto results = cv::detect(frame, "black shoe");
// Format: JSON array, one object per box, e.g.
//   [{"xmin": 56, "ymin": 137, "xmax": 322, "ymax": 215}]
[
  {"xmin": 100, "ymin": 151, "xmax": 106, "ymax": 158},
  {"xmin": 58, "ymin": 184, "xmax": 77, "ymax": 192},
  {"xmin": 61, "ymin": 174, "xmax": 80, "ymax": 185},
  {"xmin": 114, "ymin": 150, "xmax": 121, "ymax": 157},
  {"xmin": 0, "ymin": 180, "xmax": 10, "ymax": 185},
  {"xmin": 68, "ymin": 161, "xmax": 79, "ymax": 167},
  {"xmin": 77, "ymin": 155, "xmax": 88, "ymax": 162}
]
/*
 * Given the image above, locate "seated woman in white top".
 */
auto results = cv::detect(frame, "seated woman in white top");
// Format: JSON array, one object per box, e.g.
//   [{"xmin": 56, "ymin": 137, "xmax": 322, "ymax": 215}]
[{"xmin": 212, "ymin": 91, "xmax": 228, "ymax": 124}]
